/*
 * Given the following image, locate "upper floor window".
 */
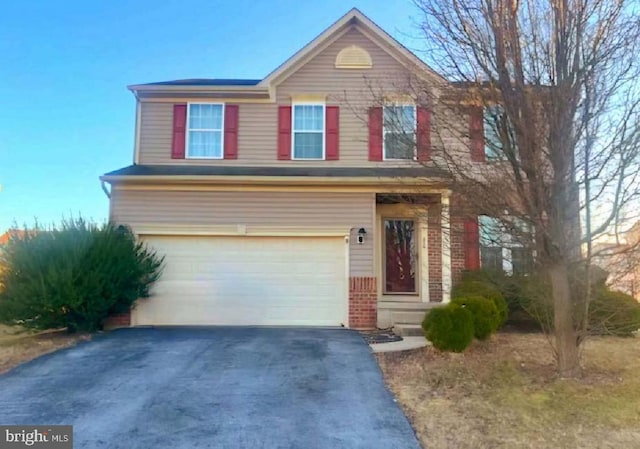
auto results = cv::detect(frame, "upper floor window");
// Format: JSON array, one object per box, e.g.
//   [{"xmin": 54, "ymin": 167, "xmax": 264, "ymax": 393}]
[
  {"xmin": 187, "ymin": 103, "xmax": 224, "ymax": 159},
  {"xmin": 292, "ymin": 103, "xmax": 325, "ymax": 159},
  {"xmin": 484, "ymin": 104, "xmax": 516, "ymax": 161},
  {"xmin": 383, "ymin": 105, "xmax": 416, "ymax": 160}
]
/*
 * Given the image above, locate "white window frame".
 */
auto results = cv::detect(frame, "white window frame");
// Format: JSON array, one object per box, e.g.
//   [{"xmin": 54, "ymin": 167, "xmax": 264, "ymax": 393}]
[
  {"xmin": 484, "ymin": 104, "xmax": 516, "ymax": 162},
  {"xmin": 186, "ymin": 102, "xmax": 225, "ymax": 160},
  {"xmin": 479, "ymin": 216, "xmax": 509, "ymax": 272},
  {"xmin": 291, "ymin": 102, "xmax": 326, "ymax": 160},
  {"xmin": 479, "ymin": 215, "xmax": 531, "ymax": 274},
  {"xmin": 382, "ymin": 103, "xmax": 417, "ymax": 161}
]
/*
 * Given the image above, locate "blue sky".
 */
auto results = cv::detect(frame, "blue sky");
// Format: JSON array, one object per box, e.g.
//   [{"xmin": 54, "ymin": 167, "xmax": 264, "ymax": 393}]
[{"xmin": 0, "ymin": 0, "xmax": 421, "ymax": 232}]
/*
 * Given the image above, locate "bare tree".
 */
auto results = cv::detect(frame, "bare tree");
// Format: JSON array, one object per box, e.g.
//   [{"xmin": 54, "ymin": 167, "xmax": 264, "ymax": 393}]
[{"xmin": 399, "ymin": 0, "xmax": 640, "ymax": 377}]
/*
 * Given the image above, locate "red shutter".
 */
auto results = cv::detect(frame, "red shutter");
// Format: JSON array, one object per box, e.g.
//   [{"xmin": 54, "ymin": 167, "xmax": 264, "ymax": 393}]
[
  {"xmin": 368, "ymin": 107, "xmax": 383, "ymax": 161},
  {"xmin": 224, "ymin": 104, "xmax": 239, "ymax": 159},
  {"xmin": 278, "ymin": 106, "xmax": 292, "ymax": 160},
  {"xmin": 325, "ymin": 106, "xmax": 339, "ymax": 160},
  {"xmin": 464, "ymin": 217, "xmax": 481, "ymax": 270},
  {"xmin": 171, "ymin": 104, "xmax": 187, "ymax": 159},
  {"xmin": 416, "ymin": 107, "xmax": 431, "ymax": 162},
  {"xmin": 470, "ymin": 106, "xmax": 485, "ymax": 162}
]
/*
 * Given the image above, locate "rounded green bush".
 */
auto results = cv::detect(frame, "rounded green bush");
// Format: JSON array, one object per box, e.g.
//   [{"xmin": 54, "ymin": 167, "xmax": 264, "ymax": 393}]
[
  {"xmin": 452, "ymin": 280, "xmax": 508, "ymax": 327},
  {"xmin": 589, "ymin": 288, "xmax": 640, "ymax": 336},
  {"xmin": 452, "ymin": 295, "xmax": 500, "ymax": 340},
  {"xmin": 422, "ymin": 304, "xmax": 474, "ymax": 352}
]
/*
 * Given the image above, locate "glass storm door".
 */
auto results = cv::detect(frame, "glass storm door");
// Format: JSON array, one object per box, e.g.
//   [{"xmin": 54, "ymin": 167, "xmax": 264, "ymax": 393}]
[{"xmin": 384, "ymin": 219, "xmax": 417, "ymax": 294}]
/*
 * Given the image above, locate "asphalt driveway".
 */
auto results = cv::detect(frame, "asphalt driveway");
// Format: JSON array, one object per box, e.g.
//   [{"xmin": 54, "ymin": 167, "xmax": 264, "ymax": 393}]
[{"xmin": 0, "ymin": 327, "xmax": 421, "ymax": 449}]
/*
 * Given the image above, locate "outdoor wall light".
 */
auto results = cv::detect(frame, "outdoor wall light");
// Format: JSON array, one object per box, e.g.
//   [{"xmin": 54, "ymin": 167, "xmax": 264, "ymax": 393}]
[{"xmin": 357, "ymin": 228, "xmax": 367, "ymax": 245}]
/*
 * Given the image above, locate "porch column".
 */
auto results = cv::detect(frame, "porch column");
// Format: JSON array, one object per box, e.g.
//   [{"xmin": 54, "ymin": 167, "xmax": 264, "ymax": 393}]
[{"xmin": 441, "ymin": 192, "xmax": 452, "ymax": 303}]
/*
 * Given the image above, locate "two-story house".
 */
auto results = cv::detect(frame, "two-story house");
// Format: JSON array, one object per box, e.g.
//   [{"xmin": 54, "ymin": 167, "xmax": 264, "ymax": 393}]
[{"xmin": 101, "ymin": 8, "xmax": 488, "ymax": 332}]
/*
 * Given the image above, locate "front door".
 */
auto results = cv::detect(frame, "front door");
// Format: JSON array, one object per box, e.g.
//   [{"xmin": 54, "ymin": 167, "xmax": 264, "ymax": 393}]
[{"xmin": 383, "ymin": 219, "xmax": 417, "ymax": 294}]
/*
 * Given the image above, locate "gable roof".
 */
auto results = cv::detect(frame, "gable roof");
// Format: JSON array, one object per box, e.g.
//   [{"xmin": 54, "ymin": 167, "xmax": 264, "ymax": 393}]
[
  {"xmin": 128, "ymin": 8, "xmax": 446, "ymax": 94},
  {"xmin": 259, "ymin": 7, "xmax": 446, "ymax": 87}
]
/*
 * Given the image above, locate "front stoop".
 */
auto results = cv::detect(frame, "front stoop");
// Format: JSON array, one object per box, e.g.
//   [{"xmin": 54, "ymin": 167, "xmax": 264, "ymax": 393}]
[
  {"xmin": 393, "ymin": 324, "xmax": 424, "ymax": 337},
  {"xmin": 377, "ymin": 301, "xmax": 444, "ymax": 336}
]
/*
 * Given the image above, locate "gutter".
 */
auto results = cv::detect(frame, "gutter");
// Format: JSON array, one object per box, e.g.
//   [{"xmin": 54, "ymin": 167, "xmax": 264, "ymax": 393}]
[{"xmin": 127, "ymin": 84, "xmax": 271, "ymax": 95}]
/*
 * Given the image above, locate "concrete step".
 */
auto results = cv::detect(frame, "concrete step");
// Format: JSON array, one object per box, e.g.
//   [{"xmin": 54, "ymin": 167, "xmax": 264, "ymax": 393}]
[
  {"xmin": 378, "ymin": 301, "xmax": 441, "ymax": 310},
  {"xmin": 393, "ymin": 323, "xmax": 424, "ymax": 337},
  {"xmin": 392, "ymin": 310, "xmax": 428, "ymax": 325},
  {"xmin": 378, "ymin": 302, "xmax": 444, "ymax": 329}
]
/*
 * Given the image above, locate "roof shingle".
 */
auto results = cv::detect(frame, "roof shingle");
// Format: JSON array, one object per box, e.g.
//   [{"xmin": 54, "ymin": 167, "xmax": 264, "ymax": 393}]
[
  {"xmin": 139, "ymin": 79, "xmax": 262, "ymax": 87},
  {"xmin": 102, "ymin": 164, "xmax": 449, "ymax": 179}
]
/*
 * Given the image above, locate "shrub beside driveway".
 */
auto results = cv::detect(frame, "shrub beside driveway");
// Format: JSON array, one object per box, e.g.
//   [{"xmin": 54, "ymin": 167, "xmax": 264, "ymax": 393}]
[
  {"xmin": 0, "ymin": 324, "xmax": 88, "ymax": 374},
  {"xmin": 0, "ymin": 219, "xmax": 163, "ymax": 332},
  {"xmin": 377, "ymin": 333, "xmax": 640, "ymax": 449}
]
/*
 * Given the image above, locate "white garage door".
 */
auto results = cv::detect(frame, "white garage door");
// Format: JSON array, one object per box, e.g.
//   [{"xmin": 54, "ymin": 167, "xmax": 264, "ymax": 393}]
[{"xmin": 132, "ymin": 235, "xmax": 348, "ymax": 326}]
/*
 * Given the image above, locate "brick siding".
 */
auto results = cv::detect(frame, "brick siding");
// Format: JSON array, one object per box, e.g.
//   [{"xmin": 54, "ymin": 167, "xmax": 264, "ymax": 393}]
[
  {"xmin": 103, "ymin": 312, "xmax": 131, "ymax": 329},
  {"xmin": 349, "ymin": 276, "xmax": 377, "ymax": 329}
]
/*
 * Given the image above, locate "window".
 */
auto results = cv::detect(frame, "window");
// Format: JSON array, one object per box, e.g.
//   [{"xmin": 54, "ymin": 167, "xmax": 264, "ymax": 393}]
[
  {"xmin": 479, "ymin": 216, "xmax": 506, "ymax": 271},
  {"xmin": 511, "ymin": 247, "xmax": 534, "ymax": 275},
  {"xmin": 479, "ymin": 216, "xmax": 533, "ymax": 274},
  {"xmin": 187, "ymin": 103, "xmax": 224, "ymax": 158},
  {"xmin": 484, "ymin": 104, "xmax": 516, "ymax": 161},
  {"xmin": 481, "ymin": 246, "xmax": 504, "ymax": 272},
  {"xmin": 383, "ymin": 105, "xmax": 416, "ymax": 160},
  {"xmin": 292, "ymin": 104, "xmax": 324, "ymax": 159},
  {"xmin": 484, "ymin": 105, "xmax": 504, "ymax": 160}
]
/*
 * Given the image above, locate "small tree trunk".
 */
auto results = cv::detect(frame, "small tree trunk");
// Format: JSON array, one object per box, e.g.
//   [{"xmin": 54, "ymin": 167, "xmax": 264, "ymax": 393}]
[{"xmin": 549, "ymin": 262, "xmax": 581, "ymax": 378}]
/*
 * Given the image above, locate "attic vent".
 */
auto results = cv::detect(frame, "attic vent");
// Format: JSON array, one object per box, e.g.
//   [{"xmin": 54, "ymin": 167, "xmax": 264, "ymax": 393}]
[{"xmin": 335, "ymin": 45, "xmax": 372, "ymax": 69}]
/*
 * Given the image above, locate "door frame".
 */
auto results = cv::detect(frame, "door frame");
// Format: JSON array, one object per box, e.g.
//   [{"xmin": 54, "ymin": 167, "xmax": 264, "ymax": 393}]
[{"xmin": 376, "ymin": 204, "xmax": 429, "ymax": 303}]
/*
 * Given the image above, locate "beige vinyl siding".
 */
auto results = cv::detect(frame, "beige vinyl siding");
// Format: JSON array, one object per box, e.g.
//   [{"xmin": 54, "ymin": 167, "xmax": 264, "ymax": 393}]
[
  {"xmin": 111, "ymin": 189, "xmax": 375, "ymax": 276},
  {"xmin": 136, "ymin": 27, "xmax": 436, "ymax": 168},
  {"xmin": 275, "ymin": 28, "xmax": 409, "ymax": 100},
  {"xmin": 138, "ymin": 102, "xmax": 173, "ymax": 161},
  {"xmin": 138, "ymin": 102, "xmax": 279, "ymax": 165}
]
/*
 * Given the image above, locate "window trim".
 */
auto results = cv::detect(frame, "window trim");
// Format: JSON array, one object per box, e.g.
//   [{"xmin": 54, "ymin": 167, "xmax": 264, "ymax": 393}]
[
  {"xmin": 291, "ymin": 101, "xmax": 326, "ymax": 161},
  {"xmin": 479, "ymin": 215, "xmax": 531, "ymax": 274},
  {"xmin": 185, "ymin": 102, "xmax": 225, "ymax": 160},
  {"xmin": 382, "ymin": 103, "xmax": 417, "ymax": 161},
  {"xmin": 483, "ymin": 104, "xmax": 514, "ymax": 162}
]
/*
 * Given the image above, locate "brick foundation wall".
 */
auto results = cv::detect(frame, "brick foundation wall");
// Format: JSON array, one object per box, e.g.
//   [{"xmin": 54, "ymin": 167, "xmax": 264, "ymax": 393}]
[
  {"xmin": 349, "ymin": 276, "xmax": 377, "ymax": 329},
  {"xmin": 103, "ymin": 312, "xmax": 131, "ymax": 329}
]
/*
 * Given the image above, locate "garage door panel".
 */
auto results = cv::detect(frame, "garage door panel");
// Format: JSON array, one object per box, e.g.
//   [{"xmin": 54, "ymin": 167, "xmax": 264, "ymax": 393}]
[{"xmin": 133, "ymin": 236, "xmax": 348, "ymax": 326}]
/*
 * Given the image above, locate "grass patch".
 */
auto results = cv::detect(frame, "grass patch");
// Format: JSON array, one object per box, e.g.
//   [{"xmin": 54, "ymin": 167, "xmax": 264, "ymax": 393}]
[
  {"xmin": 377, "ymin": 333, "xmax": 640, "ymax": 449},
  {"xmin": 0, "ymin": 324, "xmax": 89, "ymax": 374}
]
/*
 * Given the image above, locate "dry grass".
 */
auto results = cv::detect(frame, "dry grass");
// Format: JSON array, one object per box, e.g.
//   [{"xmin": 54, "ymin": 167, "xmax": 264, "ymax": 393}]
[
  {"xmin": 377, "ymin": 333, "xmax": 640, "ymax": 449},
  {"xmin": 0, "ymin": 324, "xmax": 89, "ymax": 374}
]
